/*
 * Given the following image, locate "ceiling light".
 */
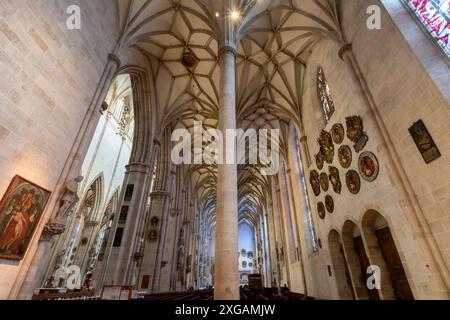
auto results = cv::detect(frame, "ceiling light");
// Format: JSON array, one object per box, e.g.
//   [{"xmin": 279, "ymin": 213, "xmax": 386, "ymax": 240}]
[
  {"xmin": 215, "ymin": 12, "xmax": 220, "ymax": 17},
  {"xmin": 231, "ymin": 10, "xmax": 240, "ymax": 20}
]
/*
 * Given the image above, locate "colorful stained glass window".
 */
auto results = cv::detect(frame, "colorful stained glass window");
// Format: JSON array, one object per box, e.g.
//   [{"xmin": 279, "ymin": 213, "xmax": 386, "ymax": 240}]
[
  {"xmin": 317, "ymin": 67, "xmax": 335, "ymax": 124},
  {"xmin": 295, "ymin": 136, "xmax": 319, "ymax": 254},
  {"xmin": 405, "ymin": 0, "xmax": 450, "ymax": 57}
]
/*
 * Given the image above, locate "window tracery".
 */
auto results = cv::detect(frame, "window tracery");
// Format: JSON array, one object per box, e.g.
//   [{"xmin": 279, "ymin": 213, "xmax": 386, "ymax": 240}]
[
  {"xmin": 317, "ymin": 67, "xmax": 335, "ymax": 123},
  {"xmin": 405, "ymin": 0, "xmax": 450, "ymax": 57}
]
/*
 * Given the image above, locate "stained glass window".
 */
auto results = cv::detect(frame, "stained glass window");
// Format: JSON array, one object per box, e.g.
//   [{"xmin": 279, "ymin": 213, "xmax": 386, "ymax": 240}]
[
  {"xmin": 295, "ymin": 136, "xmax": 319, "ymax": 254},
  {"xmin": 317, "ymin": 67, "xmax": 335, "ymax": 124},
  {"xmin": 405, "ymin": 0, "xmax": 450, "ymax": 57}
]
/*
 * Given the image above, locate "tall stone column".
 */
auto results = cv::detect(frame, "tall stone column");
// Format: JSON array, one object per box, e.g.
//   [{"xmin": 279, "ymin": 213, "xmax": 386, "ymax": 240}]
[
  {"xmin": 138, "ymin": 190, "xmax": 170, "ymax": 291},
  {"xmin": 102, "ymin": 162, "xmax": 151, "ymax": 286},
  {"xmin": 151, "ymin": 172, "xmax": 176, "ymax": 292},
  {"xmin": 266, "ymin": 201, "xmax": 281, "ymax": 288},
  {"xmin": 215, "ymin": 39, "xmax": 239, "ymax": 299}
]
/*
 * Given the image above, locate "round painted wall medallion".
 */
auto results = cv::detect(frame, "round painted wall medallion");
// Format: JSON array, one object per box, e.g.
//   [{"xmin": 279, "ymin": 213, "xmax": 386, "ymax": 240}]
[
  {"xmin": 325, "ymin": 195, "xmax": 334, "ymax": 213},
  {"xmin": 320, "ymin": 172, "xmax": 329, "ymax": 192},
  {"xmin": 358, "ymin": 152, "xmax": 379, "ymax": 182},
  {"xmin": 317, "ymin": 202, "xmax": 326, "ymax": 220},
  {"xmin": 310, "ymin": 170, "xmax": 321, "ymax": 197},
  {"xmin": 331, "ymin": 123, "xmax": 345, "ymax": 144},
  {"xmin": 346, "ymin": 170, "xmax": 361, "ymax": 195},
  {"xmin": 338, "ymin": 145, "xmax": 352, "ymax": 169},
  {"xmin": 315, "ymin": 152, "xmax": 325, "ymax": 170}
]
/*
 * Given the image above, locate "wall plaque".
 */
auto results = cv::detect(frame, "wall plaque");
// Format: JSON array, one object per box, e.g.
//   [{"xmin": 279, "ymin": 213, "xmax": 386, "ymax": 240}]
[{"xmin": 409, "ymin": 120, "xmax": 441, "ymax": 164}]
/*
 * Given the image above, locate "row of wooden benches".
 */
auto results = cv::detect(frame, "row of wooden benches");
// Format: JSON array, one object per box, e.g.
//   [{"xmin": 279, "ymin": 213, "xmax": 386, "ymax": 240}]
[
  {"xmin": 140, "ymin": 289, "xmax": 214, "ymax": 301},
  {"xmin": 139, "ymin": 288, "xmax": 313, "ymax": 301}
]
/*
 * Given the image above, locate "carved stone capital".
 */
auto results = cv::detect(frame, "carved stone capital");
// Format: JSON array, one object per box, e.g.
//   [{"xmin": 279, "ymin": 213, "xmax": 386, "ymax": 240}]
[
  {"xmin": 100, "ymin": 101, "xmax": 109, "ymax": 114},
  {"xmin": 85, "ymin": 221, "xmax": 99, "ymax": 228},
  {"xmin": 134, "ymin": 252, "xmax": 144, "ymax": 261},
  {"xmin": 219, "ymin": 46, "xmax": 237, "ymax": 57},
  {"xmin": 40, "ymin": 222, "xmax": 66, "ymax": 242},
  {"xmin": 125, "ymin": 162, "xmax": 150, "ymax": 174},
  {"xmin": 108, "ymin": 53, "xmax": 121, "ymax": 68},
  {"xmin": 150, "ymin": 190, "xmax": 171, "ymax": 199},
  {"xmin": 338, "ymin": 43, "xmax": 353, "ymax": 60},
  {"xmin": 169, "ymin": 208, "xmax": 181, "ymax": 217}
]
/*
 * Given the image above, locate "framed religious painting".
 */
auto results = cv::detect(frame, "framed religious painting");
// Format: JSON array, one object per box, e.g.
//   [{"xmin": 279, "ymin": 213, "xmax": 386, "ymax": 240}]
[
  {"xmin": 409, "ymin": 120, "xmax": 441, "ymax": 164},
  {"xmin": 0, "ymin": 175, "xmax": 51, "ymax": 260}
]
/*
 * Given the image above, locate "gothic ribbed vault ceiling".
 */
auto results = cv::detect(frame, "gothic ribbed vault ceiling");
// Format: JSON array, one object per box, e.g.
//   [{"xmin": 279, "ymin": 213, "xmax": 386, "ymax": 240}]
[{"xmin": 115, "ymin": 0, "xmax": 344, "ymax": 229}]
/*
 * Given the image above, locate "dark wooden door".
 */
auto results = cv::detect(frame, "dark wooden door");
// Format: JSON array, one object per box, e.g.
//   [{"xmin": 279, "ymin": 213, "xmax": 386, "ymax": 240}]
[
  {"xmin": 340, "ymin": 244, "xmax": 356, "ymax": 300},
  {"xmin": 376, "ymin": 227, "xmax": 414, "ymax": 300},
  {"xmin": 354, "ymin": 236, "xmax": 380, "ymax": 300}
]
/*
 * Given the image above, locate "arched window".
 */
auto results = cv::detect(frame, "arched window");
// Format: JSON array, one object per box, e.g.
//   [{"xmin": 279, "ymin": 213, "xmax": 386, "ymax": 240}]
[
  {"xmin": 317, "ymin": 67, "xmax": 335, "ymax": 123},
  {"xmin": 404, "ymin": 0, "xmax": 449, "ymax": 57},
  {"xmin": 295, "ymin": 135, "xmax": 319, "ymax": 254},
  {"xmin": 242, "ymin": 261, "xmax": 247, "ymax": 269}
]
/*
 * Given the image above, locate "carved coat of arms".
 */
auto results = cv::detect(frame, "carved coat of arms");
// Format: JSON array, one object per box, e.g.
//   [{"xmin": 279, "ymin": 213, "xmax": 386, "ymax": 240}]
[
  {"xmin": 318, "ymin": 130, "xmax": 334, "ymax": 164},
  {"xmin": 345, "ymin": 116, "xmax": 368, "ymax": 152},
  {"xmin": 329, "ymin": 166, "xmax": 342, "ymax": 194}
]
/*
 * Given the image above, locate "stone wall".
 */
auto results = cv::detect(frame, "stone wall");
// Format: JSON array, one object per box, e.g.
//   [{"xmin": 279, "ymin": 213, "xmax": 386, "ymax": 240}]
[
  {"xmin": 0, "ymin": 0, "xmax": 119, "ymax": 299},
  {"xmin": 299, "ymin": 0, "xmax": 449, "ymax": 299}
]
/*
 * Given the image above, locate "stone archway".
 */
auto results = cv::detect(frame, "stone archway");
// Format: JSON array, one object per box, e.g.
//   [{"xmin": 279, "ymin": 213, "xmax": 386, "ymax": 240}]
[
  {"xmin": 342, "ymin": 220, "xmax": 378, "ymax": 300},
  {"xmin": 361, "ymin": 210, "xmax": 414, "ymax": 300},
  {"xmin": 328, "ymin": 230, "xmax": 355, "ymax": 300}
]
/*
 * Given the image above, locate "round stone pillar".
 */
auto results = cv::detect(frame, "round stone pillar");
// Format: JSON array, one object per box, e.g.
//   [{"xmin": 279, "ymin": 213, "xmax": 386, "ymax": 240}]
[
  {"xmin": 102, "ymin": 162, "xmax": 151, "ymax": 287},
  {"xmin": 214, "ymin": 46, "xmax": 239, "ymax": 300}
]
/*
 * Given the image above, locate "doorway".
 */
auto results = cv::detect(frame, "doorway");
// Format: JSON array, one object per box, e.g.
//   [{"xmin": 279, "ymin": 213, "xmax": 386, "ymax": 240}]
[
  {"xmin": 328, "ymin": 230, "xmax": 355, "ymax": 299},
  {"xmin": 362, "ymin": 211, "xmax": 414, "ymax": 300}
]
